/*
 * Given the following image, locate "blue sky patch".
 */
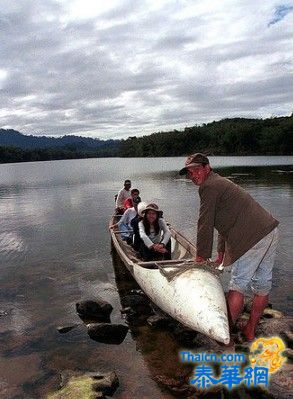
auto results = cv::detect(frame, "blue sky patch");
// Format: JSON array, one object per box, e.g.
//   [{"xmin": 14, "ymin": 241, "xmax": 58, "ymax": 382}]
[{"xmin": 268, "ymin": 4, "xmax": 293, "ymax": 26}]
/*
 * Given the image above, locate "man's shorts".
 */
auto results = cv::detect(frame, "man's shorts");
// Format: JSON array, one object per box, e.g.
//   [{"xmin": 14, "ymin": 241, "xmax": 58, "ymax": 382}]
[{"xmin": 229, "ymin": 227, "xmax": 279, "ymax": 295}]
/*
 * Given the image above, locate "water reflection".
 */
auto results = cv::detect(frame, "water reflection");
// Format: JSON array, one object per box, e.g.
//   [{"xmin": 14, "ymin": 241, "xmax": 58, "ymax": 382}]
[
  {"xmin": 0, "ymin": 157, "xmax": 292, "ymax": 398},
  {"xmin": 111, "ymin": 249, "xmax": 194, "ymax": 398},
  {"xmin": 110, "ymin": 247, "xmax": 256, "ymax": 398}
]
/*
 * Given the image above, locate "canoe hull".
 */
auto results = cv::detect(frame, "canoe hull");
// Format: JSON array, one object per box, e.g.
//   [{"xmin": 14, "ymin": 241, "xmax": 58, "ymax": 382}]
[
  {"xmin": 133, "ymin": 264, "xmax": 230, "ymax": 344},
  {"xmin": 110, "ymin": 217, "xmax": 230, "ymax": 344}
]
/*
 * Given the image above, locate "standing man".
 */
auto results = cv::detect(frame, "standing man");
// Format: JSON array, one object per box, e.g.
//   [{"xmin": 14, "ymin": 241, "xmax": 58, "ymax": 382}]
[
  {"xmin": 115, "ymin": 179, "xmax": 132, "ymax": 214},
  {"xmin": 179, "ymin": 154, "xmax": 279, "ymax": 341}
]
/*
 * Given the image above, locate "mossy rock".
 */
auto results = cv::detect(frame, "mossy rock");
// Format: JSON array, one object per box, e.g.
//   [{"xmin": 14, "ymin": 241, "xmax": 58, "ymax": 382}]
[
  {"xmin": 47, "ymin": 371, "xmax": 119, "ymax": 399},
  {"xmin": 47, "ymin": 375, "xmax": 100, "ymax": 399}
]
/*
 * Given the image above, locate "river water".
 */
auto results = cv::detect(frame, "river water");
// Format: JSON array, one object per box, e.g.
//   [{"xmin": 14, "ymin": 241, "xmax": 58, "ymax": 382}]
[{"xmin": 0, "ymin": 156, "xmax": 292, "ymax": 398}]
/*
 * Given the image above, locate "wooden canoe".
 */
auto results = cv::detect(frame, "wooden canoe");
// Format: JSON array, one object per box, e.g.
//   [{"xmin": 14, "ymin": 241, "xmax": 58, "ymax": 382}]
[{"xmin": 109, "ymin": 216, "xmax": 230, "ymax": 344}]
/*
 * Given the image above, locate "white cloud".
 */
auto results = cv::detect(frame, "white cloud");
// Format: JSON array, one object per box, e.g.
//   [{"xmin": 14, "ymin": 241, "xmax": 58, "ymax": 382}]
[{"xmin": 0, "ymin": 0, "xmax": 292, "ymax": 139}]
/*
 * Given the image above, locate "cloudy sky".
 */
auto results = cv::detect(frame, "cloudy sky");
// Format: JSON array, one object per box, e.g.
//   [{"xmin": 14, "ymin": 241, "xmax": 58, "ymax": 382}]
[{"xmin": 0, "ymin": 0, "xmax": 292, "ymax": 139}]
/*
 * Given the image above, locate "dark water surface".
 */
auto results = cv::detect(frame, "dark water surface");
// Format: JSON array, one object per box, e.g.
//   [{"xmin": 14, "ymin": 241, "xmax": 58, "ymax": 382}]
[{"xmin": 0, "ymin": 156, "xmax": 292, "ymax": 398}]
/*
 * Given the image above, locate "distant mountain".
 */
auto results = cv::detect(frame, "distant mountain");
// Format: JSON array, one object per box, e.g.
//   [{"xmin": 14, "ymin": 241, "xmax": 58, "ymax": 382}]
[
  {"xmin": 1, "ymin": 114, "xmax": 292, "ymax": 164},
  {"xmin": 0, "ymin": 129, "xmax": 119, "ymax": 150}
]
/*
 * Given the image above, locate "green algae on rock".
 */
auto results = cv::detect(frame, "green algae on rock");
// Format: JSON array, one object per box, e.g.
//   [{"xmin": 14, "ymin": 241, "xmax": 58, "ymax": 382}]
[{"xmin": 47, "ymin": 371, "xmax": 119, "ymax": 399}]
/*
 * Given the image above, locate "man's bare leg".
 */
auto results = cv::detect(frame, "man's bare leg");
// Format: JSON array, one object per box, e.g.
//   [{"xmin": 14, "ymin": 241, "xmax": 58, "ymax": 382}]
[{"xmin": 241, "ymin": 294, "xmax": 269, "ymax": 341}]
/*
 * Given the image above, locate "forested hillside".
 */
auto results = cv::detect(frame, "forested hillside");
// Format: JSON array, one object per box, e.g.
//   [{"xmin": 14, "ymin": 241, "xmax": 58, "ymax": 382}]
[{"xmin": 0, "ymin": 115, "xmax": 292, "ymax": 163}]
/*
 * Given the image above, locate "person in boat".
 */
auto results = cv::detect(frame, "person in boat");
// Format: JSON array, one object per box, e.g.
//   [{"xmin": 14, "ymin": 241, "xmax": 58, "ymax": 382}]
[
  {"xmin": 124, "ymin": 188, "xmax": 141, "ymax": 210},
  {"xmin": 110, "ymin": 195, "xmax": 142, "ymax": 243},
  {"xmin": 115, "ymin": 179, "xmax": 132, "ymax": 214},
  {"xmin": 139, "ymin": 203, "xmax": 172, "ymax": 261},
  {"xmin": 130, "ymin": 201, "xmax": 147, "ymax": 251},
  {"xmin": 179, "ymin": 153, "xmax": 279, "ymax": 342}
]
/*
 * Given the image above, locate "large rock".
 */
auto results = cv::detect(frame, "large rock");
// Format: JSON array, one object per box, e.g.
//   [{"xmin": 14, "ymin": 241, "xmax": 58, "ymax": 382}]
[
  {"xmin": 120, "ymin": 292, "xmax": 153, "ymax": 324},
  {"xmin": 91, "ymin": 371, "xmax": 119, "ymax": 396},
  {"xmin": 269, "ymin": 363, "xmax": 293, "ymax": 399},
  {"xmin": 154, "ymin": 374, "xmax": 197, "ymax": 397},
  {"xmin": 263, "ymin": 308, "xmax": 284, "ymax": 319},
  {"xmin": 0, "ymin": 308, "xmax": 13, "ymax": 317},
  {"xmin": 172, "ymin": 324, "xmax": 199, "ymax": 347},
  {"xmin": 76, "ymin": 299, "xmax": 113, "ymax": 322},
  {"xmin": 147, "ymin": 314, "xmax": 172, "ymax": 329},
  {"xmin": 87, "ymin": 323, "xmax": 128, "ymax": 344},
  {"xmin": 57, "ymin": 324, "xmax": 80, "ymax": 334},
  {"xmin": 121, "ymin": 293, "xmax": 150, "ymax": 309},
  {"xmin": 281, "ymin": 331, "xmax": 293, "ymax": 349},
  {"xmin": 283, "ymin": 348, "xmax": 293, "ymax": 360},
  {"xmin": 48, "ymin": 370, "xmax": 119, "ymax": 398},
  {"xmin": 256, "ymin": 317, "xmax": 293, "ymax": 337},
  {"xmin": 193, "ymin": 332, "xmax": 233, "ymax": 352}
]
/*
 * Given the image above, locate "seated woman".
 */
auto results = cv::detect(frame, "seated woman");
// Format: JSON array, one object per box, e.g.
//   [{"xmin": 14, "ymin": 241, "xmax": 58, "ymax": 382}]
[{"xmin": 138, "ymin": 203, "xmax": 171, "ymax": 261}]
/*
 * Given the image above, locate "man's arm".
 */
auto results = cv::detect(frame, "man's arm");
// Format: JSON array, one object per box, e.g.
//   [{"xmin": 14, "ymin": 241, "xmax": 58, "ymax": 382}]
[
  {"xmin": 214, "ymin": 234, "xmax": 225, "ymax": 264},
  {"xmin": 109, "ymin": 209, "xmax": 129, "ymax": 229},
  {"xmin": 115, "ymin": 189, "xmax": 123, "ymax": 208},
  {"xmin": 196, "ymin": 186, "xmax": 218, "ymax": 260},
  {"xmin": 117, "ymin": 209, "xmax": 130, "ymax": 226}
]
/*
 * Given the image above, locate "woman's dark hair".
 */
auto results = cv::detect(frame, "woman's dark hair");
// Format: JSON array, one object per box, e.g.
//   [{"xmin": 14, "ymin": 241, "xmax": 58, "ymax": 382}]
[
  {"xmin": 131, "ymin": 188, "xmax": 140, "ymax": 195},
  {"xmin": 143, "ymin": 210, "xmax": 160, "ymax": 235}
]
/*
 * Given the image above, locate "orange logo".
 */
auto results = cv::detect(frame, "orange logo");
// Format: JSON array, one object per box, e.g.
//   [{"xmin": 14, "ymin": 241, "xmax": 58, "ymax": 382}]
[{"xmin": 249, "ymin": 337, "xmax": 287, "ymax": 373}]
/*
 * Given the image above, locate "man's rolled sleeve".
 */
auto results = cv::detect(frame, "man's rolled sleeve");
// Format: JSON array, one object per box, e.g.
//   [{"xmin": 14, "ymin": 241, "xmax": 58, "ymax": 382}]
[{"xmin": 196, "ymin": 186, "xmax": 217, "ymax": 259}]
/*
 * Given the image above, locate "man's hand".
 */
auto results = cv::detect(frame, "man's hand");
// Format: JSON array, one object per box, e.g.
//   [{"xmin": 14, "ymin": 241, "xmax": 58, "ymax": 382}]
[
  {"xmin": 194, "ymin": 255, "xmax": 206, "ymax": 264},
  {"xmin": 214, "ymin": 252, "xmax": 224, "ymax": 265}
]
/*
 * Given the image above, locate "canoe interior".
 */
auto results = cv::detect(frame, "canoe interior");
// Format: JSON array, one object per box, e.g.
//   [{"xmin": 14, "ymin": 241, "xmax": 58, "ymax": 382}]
[{"xmin": 110, "ymin": 215, "xmax": 196, "ymax": 270}]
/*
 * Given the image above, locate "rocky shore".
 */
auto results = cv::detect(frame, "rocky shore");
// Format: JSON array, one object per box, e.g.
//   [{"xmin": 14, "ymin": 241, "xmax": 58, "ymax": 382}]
[{"xmin": 50, "ymin": 293, "xmax": 292, "ymax": 399}]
